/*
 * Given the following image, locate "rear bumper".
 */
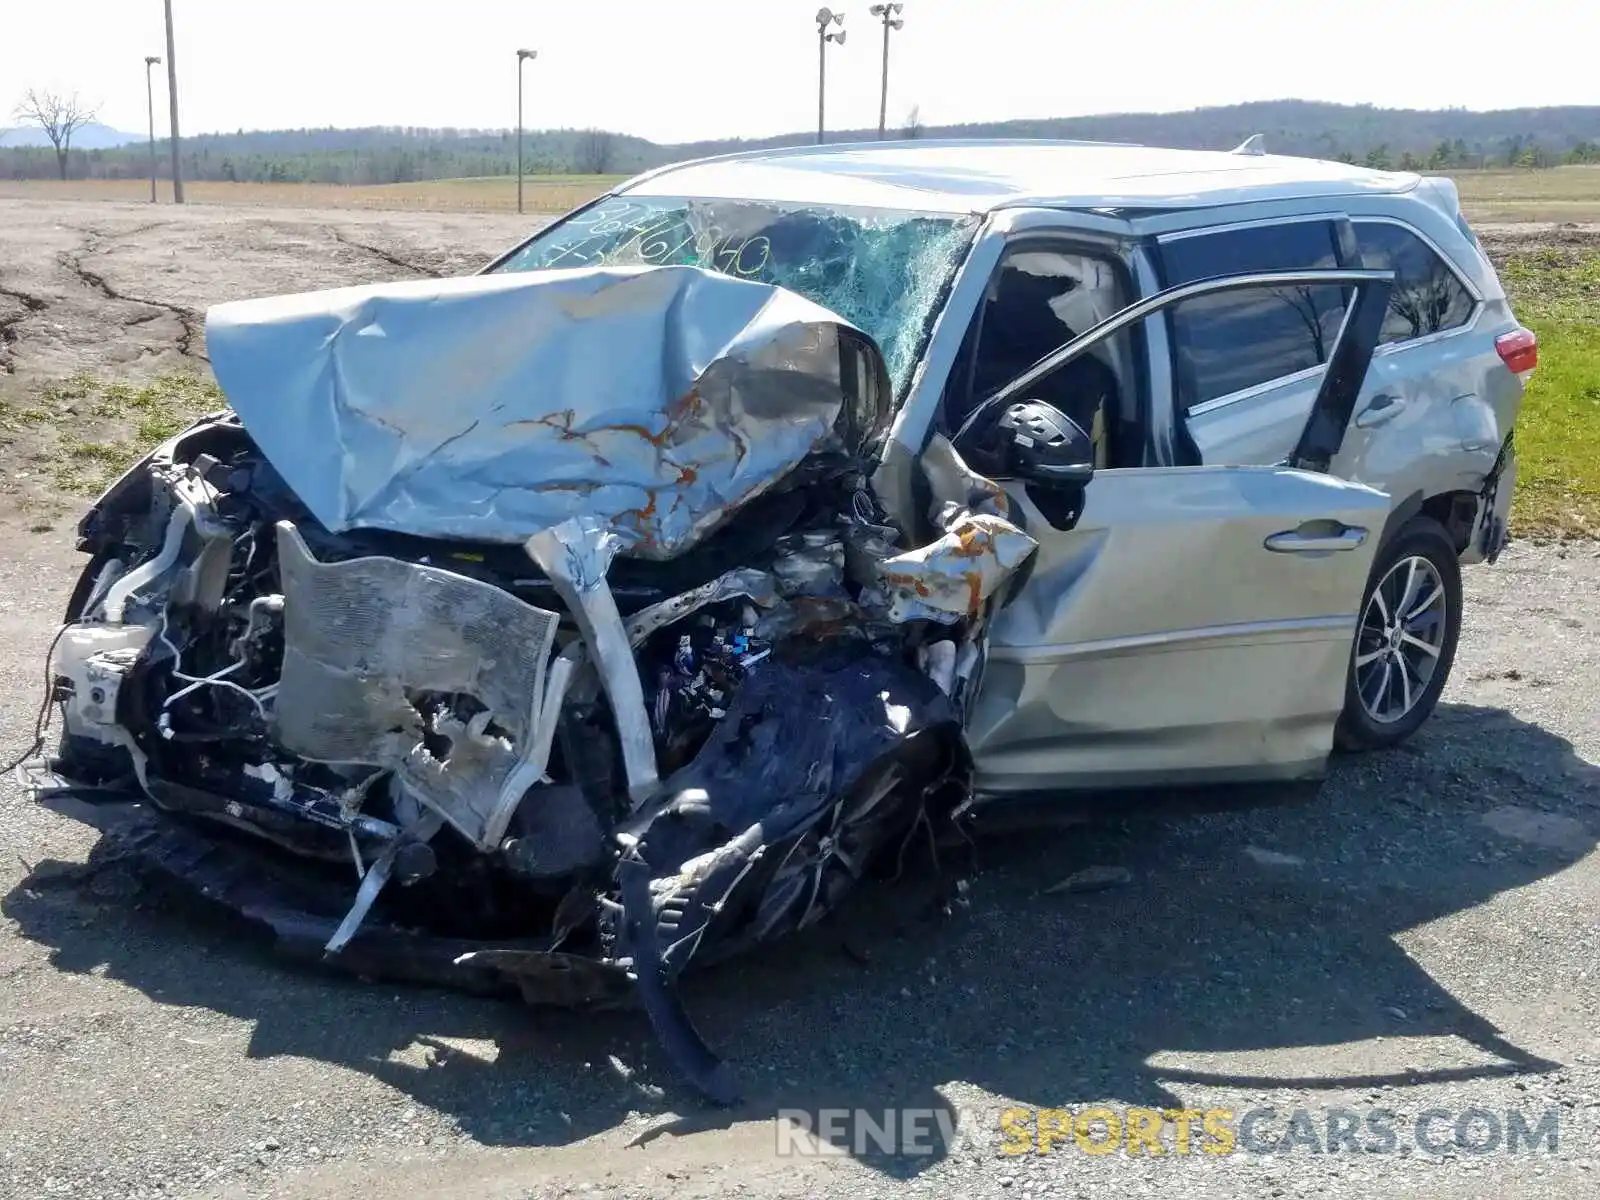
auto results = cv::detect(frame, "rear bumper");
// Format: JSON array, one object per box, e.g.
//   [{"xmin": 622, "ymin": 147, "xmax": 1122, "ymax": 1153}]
[{"xmin": 1462, "ymin": 437, "xmax": 1516, "ymax": 566}]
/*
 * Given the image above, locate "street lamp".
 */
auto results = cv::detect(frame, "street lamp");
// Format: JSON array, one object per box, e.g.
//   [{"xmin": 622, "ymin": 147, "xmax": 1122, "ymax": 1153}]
[
  {"xmin": 516, "ymin": 48, "xmax": 537, "ymax": 215},
  {"xmin": 163, "ymin": 0, "xmax": 183, "ymax": 203},
  {"xmin": 815, "ymin": 8, "xmax": 846, "ymax": 146},
  {"xmin": 869, "ymin": 4, "xmax": 904, "ymax": 140},
  {"xmin": 144, "ymin": 56, "xmax": 161, "ymax": 203}
]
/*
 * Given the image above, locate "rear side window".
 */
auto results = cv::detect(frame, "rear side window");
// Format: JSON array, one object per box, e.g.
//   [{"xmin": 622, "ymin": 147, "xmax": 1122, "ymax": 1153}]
[
  {"xmin": 1354, "ymin": 222, "xmax": 1477, "ymax": 344},
  {"xmin": 1157, "ymin": 221, "xmax": 1348, "ymax": 410}
]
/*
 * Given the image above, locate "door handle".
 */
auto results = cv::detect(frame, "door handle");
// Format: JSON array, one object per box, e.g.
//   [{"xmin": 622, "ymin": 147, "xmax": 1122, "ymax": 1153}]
[
  {"xmin": 1354, "ymin": 394, "xmax": 1406, "ymax": 428},
  {"xmin": 1264, "ymin": 526, "xmax": 1369, "ymax": 553}
]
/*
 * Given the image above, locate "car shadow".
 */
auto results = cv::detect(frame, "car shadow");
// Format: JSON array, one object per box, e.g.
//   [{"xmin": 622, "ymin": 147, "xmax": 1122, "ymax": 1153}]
[{"xmin": 5, "ymin": 700, "xmax": 1595, "ymax": 1175}]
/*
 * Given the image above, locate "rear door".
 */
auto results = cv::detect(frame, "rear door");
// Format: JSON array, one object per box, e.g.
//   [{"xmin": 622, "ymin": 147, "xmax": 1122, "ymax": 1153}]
[
  {"xmin": 1164, "ymin": 215, "xmax": 1498, "ymax": 506},
  {"xmin": 1155, "ymin": 215, "xmax": 1356, "ymax": 468},
  {"xmin": 960, "ymin": 269, "xmax": 1395, "ymax": 796}
]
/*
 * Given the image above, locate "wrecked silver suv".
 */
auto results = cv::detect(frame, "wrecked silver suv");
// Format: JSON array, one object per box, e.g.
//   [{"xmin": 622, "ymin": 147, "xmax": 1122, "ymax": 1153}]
[{"xmin": 31, "ymin": 142, "xmax": 1530, "ymax": 1102}]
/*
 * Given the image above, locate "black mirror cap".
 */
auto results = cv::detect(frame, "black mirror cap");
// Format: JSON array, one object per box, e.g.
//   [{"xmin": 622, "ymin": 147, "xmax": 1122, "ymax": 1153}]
[{"xmin": 997, "ymin": 400, "xmax": 1095, "ymax": 488}]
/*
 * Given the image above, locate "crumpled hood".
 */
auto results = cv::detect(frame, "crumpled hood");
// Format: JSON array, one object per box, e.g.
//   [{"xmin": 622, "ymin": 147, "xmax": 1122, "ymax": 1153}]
[{"xmin": 205, "ymin": 265, "xmax": 888, "ymax": 558}]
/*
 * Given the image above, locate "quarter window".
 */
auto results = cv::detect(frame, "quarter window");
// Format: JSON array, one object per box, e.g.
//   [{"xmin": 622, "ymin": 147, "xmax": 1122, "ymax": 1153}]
[
  {"xmin": 1157, "ymin": 221, "xmax": 1348, "ymax": 411},
  {"xmin": 1354, "ymin": 222, "xmax": 1476, "ymax": 344}
]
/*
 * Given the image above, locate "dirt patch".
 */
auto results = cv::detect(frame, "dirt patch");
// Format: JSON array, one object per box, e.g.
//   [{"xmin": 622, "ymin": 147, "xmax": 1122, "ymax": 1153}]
[
  {"xmin": 0, "ymin": 198, "xmax": 546, "ymax": 522},
  {"xmin": 1475, "ymin": 222, "xmax": 1600, "ymax": 252}
]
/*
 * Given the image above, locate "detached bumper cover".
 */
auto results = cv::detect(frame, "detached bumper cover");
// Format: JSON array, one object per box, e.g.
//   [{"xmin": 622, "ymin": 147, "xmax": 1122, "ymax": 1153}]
[{"xmin": 38, "ymin": 787, "xmax": 636, "ymax": 1007}]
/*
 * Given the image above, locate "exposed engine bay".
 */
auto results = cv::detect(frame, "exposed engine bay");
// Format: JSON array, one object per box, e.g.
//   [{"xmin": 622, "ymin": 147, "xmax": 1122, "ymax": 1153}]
[{"xmin": 30, "ymin": 266, "xmax": 1042, "ymax": 1104}]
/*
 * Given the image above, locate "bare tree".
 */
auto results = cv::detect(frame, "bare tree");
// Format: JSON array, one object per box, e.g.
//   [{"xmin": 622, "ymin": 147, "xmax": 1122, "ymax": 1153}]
[
  {"xmin": 1271, "ymin": 285, "xmax": 1340, "ymax": 362},
  {"xmin": 575, "ymin": 128, "xmax": 615, "ymax": 175},
  {"xmin": 901, "ymin": 104, "xmax": 924, "ymax": 140},
  {"xmin": 13, "ymin": 89, "xmax": 99, "ymax": 180}
]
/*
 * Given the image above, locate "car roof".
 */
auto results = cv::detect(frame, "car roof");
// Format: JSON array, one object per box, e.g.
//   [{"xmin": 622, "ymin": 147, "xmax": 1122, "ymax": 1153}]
[{"xmin": 619, "ymin": 139, "xmax": 1421, "ymax": 215}]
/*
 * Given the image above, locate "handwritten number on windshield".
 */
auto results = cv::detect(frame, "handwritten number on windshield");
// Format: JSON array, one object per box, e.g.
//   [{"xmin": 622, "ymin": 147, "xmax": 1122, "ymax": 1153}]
[{"xmin": 533, "ymin": 202, "xmax": 771, "ymax": 278}]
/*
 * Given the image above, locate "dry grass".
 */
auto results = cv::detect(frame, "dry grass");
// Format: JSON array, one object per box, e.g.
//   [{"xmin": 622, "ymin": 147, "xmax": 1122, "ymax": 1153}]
[
  {"xmin": 6, "ymin": 164, "xmax": 1600, "ymax": 221},
  {"xmin": 1452, "ymin": 165, "xmax": 1600, "ymax": 224},
  {"xmin": 0, "ymin": 175, "xmax": 624, "ymax": 214}
]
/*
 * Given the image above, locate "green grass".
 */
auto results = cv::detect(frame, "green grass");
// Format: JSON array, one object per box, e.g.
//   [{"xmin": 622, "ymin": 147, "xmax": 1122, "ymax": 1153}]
[
  {"xmin": 1513, "ymin": 323, "xmax": 1600, "ymax": 535},
  {"xmin": 31, "ymin": 372, "xmax": 225, "ymax": 496},
  {"xmin": 1495, "ymin": 243, "xmax": 1600, "ymax": 536}
]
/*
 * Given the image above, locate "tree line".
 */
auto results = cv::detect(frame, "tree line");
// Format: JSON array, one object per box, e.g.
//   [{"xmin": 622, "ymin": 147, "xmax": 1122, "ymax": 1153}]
[
  {"xmin": 5, "ymin": 99, "xmax": 1599, "ymax": 185},
  {"xmin": 1349, "ymin": 138, "xmax": 1600, "ymax": 170}
]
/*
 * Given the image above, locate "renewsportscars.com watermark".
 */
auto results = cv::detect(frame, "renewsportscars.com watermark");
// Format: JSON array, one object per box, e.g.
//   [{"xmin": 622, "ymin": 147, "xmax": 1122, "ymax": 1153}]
[{"xmin": 775, "ymin": 1105, "xmax": 1566, "ymax": 1158}]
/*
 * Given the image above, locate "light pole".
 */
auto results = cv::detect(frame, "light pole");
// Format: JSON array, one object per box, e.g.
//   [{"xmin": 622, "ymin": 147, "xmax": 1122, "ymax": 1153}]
[
  {"xmin": 144, "ymin": 56, "xmax": 161, "ymax": 203},
  {"xmin": 163, "ymin": 0, "xmax": 183, "ymax": 203},
  {"xmin": 516, "ymin": 48, "xmax": 537, "ymax": 215},
  {"xmin": 869, "ymin": 4, "xmax": 903, "ymax": 140},
  {"xmin": 815, "ymin": 8, "xmax": 845, "ymax": 146}
]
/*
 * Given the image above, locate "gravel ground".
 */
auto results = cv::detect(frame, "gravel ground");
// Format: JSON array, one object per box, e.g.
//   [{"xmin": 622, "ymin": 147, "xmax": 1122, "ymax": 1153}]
[{"xmin": 0, "ymin": 200, "xmax": 1596, "ymax": 1199}]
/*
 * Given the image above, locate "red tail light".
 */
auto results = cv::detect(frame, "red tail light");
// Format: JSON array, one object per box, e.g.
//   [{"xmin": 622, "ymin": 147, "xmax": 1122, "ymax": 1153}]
[{"xmin": 1496, "ymin": 328, "xmax": 1538, "ymax": 374}]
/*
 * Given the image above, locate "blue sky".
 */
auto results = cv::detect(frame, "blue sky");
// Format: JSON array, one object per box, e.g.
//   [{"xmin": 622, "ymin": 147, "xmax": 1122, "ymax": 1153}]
[{"xmin": 5, "ymin": 0, "xmax": 1598, "ymax": 142}]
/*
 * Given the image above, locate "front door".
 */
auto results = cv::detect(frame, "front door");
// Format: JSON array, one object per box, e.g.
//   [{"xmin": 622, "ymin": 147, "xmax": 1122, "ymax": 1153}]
[
  {"xmin": 951, "ymin": 267, "xmax": 1395, "ymax": 796},
  {"xmin": 967, "ymin": 465, "xmax": 1387, "ymax": 793}
]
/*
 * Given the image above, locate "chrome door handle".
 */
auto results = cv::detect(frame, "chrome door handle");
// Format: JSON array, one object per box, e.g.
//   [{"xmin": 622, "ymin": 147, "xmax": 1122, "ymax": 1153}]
[
  {"xmin": 1354, "ymin": 394, "xmax": 1406, "ymax": 428},
  {"xmin": 1264, "ymin": 527, "xmax": 1369, "ymax": 553}
]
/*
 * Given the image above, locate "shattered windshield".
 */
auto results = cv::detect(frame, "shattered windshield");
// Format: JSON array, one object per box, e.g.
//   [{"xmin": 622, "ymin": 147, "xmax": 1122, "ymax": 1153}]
[{"xmin": 494, "ymin": 196, "xmax": 979, "ymax": 394}]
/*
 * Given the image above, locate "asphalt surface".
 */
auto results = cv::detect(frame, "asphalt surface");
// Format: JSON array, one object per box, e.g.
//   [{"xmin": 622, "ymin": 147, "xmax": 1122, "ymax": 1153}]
[{"xmin": 0, "ymin": 201, "xmax": 1596, "ymax": 1199}]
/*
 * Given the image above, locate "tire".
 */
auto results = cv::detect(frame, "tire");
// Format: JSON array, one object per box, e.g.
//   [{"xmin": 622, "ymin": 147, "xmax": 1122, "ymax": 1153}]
[{"xmin": 1334, "ymin": 514, "xmax": 1463, "ymax": 752}]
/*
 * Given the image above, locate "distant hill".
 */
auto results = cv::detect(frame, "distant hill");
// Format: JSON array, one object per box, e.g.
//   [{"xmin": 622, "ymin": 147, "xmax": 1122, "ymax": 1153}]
[
  {"xmin": 664, "ymin": 100, "xmax": 1600, "ymax": 166},
  {"xmin": 0, "ymin": 121, "xmax": 142, "ymax": 149},
  {"xmin": 2, "ymin": 101, "xmax": 1597, "ymax": 184}
]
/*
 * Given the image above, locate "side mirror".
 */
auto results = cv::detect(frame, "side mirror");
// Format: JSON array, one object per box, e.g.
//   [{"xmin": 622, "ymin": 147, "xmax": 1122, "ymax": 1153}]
[{"xmin": 996, "ymin": 400, "xmax": 1094, "ymax": 488}]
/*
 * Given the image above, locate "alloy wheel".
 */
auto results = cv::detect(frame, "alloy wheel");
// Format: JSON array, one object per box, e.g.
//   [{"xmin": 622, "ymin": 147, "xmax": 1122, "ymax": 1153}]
[{"xmin": 1354, "ymin": 554, "xmax": 1448, "ymax": 724}]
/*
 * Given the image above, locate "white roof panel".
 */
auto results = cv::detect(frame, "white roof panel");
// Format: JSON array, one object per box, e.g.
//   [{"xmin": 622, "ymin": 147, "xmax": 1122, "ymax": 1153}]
[{"xmin": 621, "ymin": 140, "xmax": 1419, "ymax": 214}]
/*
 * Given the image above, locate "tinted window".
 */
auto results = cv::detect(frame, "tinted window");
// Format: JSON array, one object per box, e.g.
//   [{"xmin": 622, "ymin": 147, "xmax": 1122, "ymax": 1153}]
[
  {"xmin": 1159, "ymin": 219, "xmax": 1342, "ymax": 284},
  {"xmin": 1355, "ymin": 222, "xmax": 1476, "ymax": 344},
  {"xmin": 1159, "ymin": 221, "xmax": 1348, "ymax": 410}
]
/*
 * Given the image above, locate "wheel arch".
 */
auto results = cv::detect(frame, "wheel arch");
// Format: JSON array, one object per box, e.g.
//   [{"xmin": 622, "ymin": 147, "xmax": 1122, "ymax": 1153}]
[
  {"xmin": 1374, "ymin": 489, "xmax": 1479, "ymax": 559},
  {"xmin": 1419, "ymin": 490, "xmax": 1482, "ymax": 556}
]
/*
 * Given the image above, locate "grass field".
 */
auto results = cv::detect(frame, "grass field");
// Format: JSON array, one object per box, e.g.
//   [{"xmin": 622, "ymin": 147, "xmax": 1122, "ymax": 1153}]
[
  {"xmin": 6, "ymin": 165, "xmax": 1600, "ymax": 222},
  {"xmin": 1452, "ymin": 164, "xmax": 1600, "ymax": 224},
  {"xmin": 1490, "ymin": 234, "xmax": 1600, "ymax": 536},
  {"xmin": 0, "ymin": 174, "xmax": 626, "ymax": 213}
]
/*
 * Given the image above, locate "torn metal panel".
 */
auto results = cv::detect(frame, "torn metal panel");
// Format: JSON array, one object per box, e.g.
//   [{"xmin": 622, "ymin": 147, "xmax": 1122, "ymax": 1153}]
[
  {"xmin": 206, "ymin": 265, "xmax": 889, "ymax": 557},
  {"xmin": 876, "ymin": 513, "xmax": 1039, "ymax": 624},
  {"xmin": 918, "ymin": 431, "xmax": 1015, "ymax": 524},
  {"xmin": 327, "ymin": 810, "xmax": 444, "ymax": 953},
  {"xmin": 525, "ymin": 517, "xmax": 659, "ymax": 806},
  {"xmin": 868, "ymin": 435, "xmax": 1038, "ymax": 625},
  {"xmin": 273, "ymin": 521, "xmax": 560, "ymax": 849},
  {"xmin": 772, "ymin": 530, "xmax": 847, "ymax": 597},
  {"xmin": 623, "ymin": 568, "xmax": 778, "ymax": 647}
]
